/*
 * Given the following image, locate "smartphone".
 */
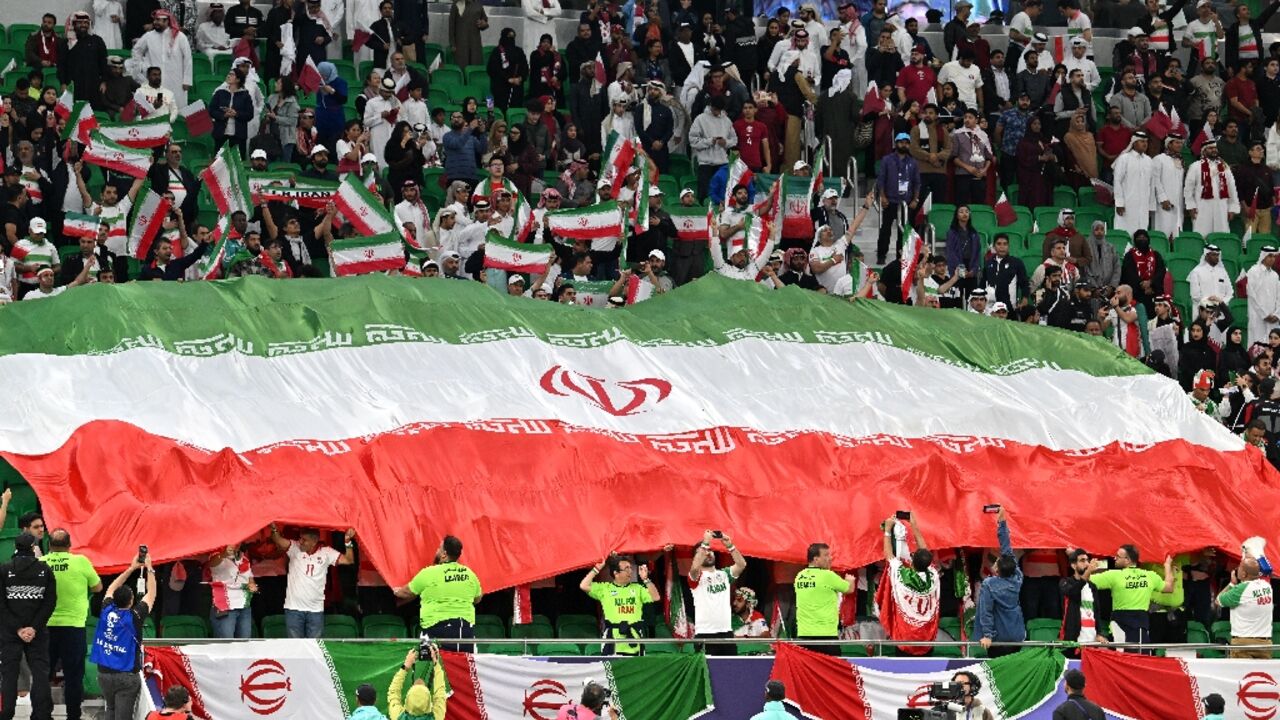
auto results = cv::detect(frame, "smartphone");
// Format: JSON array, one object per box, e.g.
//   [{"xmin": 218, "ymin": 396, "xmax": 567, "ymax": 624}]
[
  {"xmin": 138, "ymin": 544, "xmax": 149, "ymax": 562},
  {"xmin": 895, "ymin": 510, "xmax": 911, "ymax": 521},
  {"xmin": 485, "ymin": 96, "xmax": 494, "ymax": 110},
  {"xmin": 711, "ymin": 530, "xmax": 724, "ymax": 539},
  {"xmin": 982, "ymin": 504, "xmax": 1001, "ymax": 514}
]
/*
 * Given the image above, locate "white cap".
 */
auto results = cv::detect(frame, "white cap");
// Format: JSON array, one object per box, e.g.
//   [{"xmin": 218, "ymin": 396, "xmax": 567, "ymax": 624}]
[
  {"xmin": 793, "ymin": 160, "xmax": 810, "ymax": 171},
  {"xmin": 1127, "ymin": 26, "xmax": 1147, "ymax": 37},
  {"xmin": 1197, "ymin": 0, "xmax": 1212, "ymax": 7},
  {"xmin": 251, "ymin": 149, "xmax": 268, "ymax": 160},
  {"xmin": 648, "ymin": 249, "xmax": 666, "ymax": 261},
  {"xmin": 508, "ymin": 274, "xmax": 526, "ymax": 285},
  {"xmin": 310, "ymin": 144, "xmax": 329, "ymax": 156},
  {"xmin": 650, "ymin": 186, "xmax": 664, "ymax": 196},
  {"xmin": 821, "ymin": 188, "xmax": 839, "ymax": 199},
  {"xmin": 29, "ymin": 217, "xmax": 46, "ymax": 233},
  {"xmin": 361, "ymin": 152, "xmax": 377, "ymax": 165},
  {"xmin": 991, "ymin": 301, "xmax": 1009, "ymax": 312},
  {"xmin": 679, "ymin": 188, "xmax": 695, "ymax": 198}
]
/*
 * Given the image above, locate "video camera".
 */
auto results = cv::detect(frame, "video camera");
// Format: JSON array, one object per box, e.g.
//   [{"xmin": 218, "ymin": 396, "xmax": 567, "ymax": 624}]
[{"xmin": 897, "ymin": 682, "xmax": 967, "ymax": 720}]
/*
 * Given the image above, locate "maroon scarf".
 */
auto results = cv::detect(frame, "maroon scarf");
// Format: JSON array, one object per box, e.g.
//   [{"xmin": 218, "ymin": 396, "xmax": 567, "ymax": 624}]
[
  {"xmin": 1200, "ymin": 159, "xmax": 1229, "ymax": 200},
  {"xmin": 1131, "ymin": 248, "xmax": 1157, "ymax": 280}
]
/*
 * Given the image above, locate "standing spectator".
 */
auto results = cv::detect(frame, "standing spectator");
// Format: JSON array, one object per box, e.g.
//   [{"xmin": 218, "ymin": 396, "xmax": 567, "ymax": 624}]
[
  {"xmin": 1182, "ymin": 0, "xmax": 1225, "ymax": 68},
  {"xmin": 265, "ymin": 77, "xmax": 301, "ymax": 162},
  {"xmin": 1152, "ymin": 132, "xmax": 1187, "ymax": 237},
  {"xmin": 262, "ymin": 0, "xmax": 296, "ymax": 80},
  {"xmin": 578, "ymin": 555, "xmax": 660, "ymax": 656},
  {"xmin": 952, "ymin": 108, "xmax": 994, "ymax": 207},
  {"xmin": 313, "ymin": 63, "xmax": 349, "ymax": 151},
  {"xmin": 1014, "ymin": 51, "xmax": 1052, "ymax": 109},
  {"xmin": 1236, "ymin": 141, "xmax": 1272, "ymax": 234},
  {"xmin": 1225, "ymin": 61, "xmax": 1260, "ymax": 138},
  {"xmin": 149, "ymin": 144, "xmax": 200, "ymax": 224},
  {"xmin": 1007, "ymin": 0, "xmax": 1041, "ymax": 64},
  {"xmin": 206, "ymin": 544, "xmax": 256, "ymax": 639},
  {"xmin": 529, "ymin": 35, "xmax": 569, "ymax": 106},
  {"xmin": 911, "ymin": 104, "xmax": 951, "ymax": 206},
  {"xmin": 1187, "ymin": 57, "xmax": 1225, "ymax": 139},
  {"xmin": 1060, "ymin": 549, "xmax": 1105, "ymax": 654},
  {"xmin": 793, "ymin": 542, "xmax": 856, "ymax": 655},
  {"xmin": 896, "ymin": 47, "xmax": 935, "ymax": 108},
  {"xmin": 1120, "ymin": 229, "xmax": 1167, "ymax": 314},
  {"xmin": 635, "ymin": 81, "xmax": 675, "ymax": 173},
  {"xmin": 60, "ymin": 13, "xmax": 110, "ymax": 106},
  {"xmin": 1097, "ymin": 106, "xmax": 1135, "ymax": 179},
  {"xmin": 363, "ymin": 78, "xmax": 401, "ymax": 168},
  {"xmin": 689, "ymin": 531, "xmax": 748, "ymax": 656},
  {"xmin": 975, "ymin": 507, "xmax": 1024, "ymax": 658},
  {"xmin": 392, "ymin": 536, "xmax": 482, "ymax": 651},
  {"xmin": 0, "ymin": 533, "xmax": 56, "ymax": 720},
  {"xmin": 775, "ymin": 52, "xmax": 815, "ymax": 168},
  {"xmin": 1051, "ymin": 670, "xmax": 1106, "ymax": 720},
  {"xmin": 983, "ymin": 233, "xmax": 1030, "ymax": 307},
  {"xmin": 225, "ymin": 0, "xmax": 264, "ymax": 41},
  {"xmin": 1110, "ymin": 71, "xmax": 1153, "ymax": 129},
  {"xmin": 733, "ymin": 99, "xmax": 771, "ymax": 173},
  {"xmin": 1184, "ymin": 139, "xmax": 1240, "ymax": 236},
  {"xmin": 101, "ymin": 57, "xmax": 141, "ymax": 117},
  {"xmin": 945, "ymin": 205, "xmax": 983, "ymax": 293},
  {"xmin": 1016, "ymin": 115, "xmax": 1056, "ymax": 209},
  {"xmin": 1114, "ymin": 132, "xmax": 1157, "ymax": 235},
  {"xmin": 211, "ymin": 69, "xmax": 255, "ymax": 159},
  {"xmin": 443, "ymin": 112, "xmax": 488, "ymax": 184},
  {"xmin": 125, "ymin": 0, "xmax": 162, "ymax": 47},
  {"xmin": 1258, "ymin": 58, "xmax": 1280, "ymax": 127},
  {"xmin": 43, "ymin": 530, "xmax": 102, "ymax": 720},
  {"xmin": 877, "ymin": 514, "xmax": 939, "ymax": 653},
  {"xmin": 366, "ymin": 1, "xmax": 402, "ymax": 70},
  {"xmin": 92, "ymin": 554, "xmax": 155, "ymax": 720},
  {"xmin": 96, "ymin": 0, "xmax": 126, "ymax": 51},
  {"xmin": 296, "ymin": 0, "xmax": 334, "ymax": 66},
  {"xmin": 1063, "ymin": 37, "xmax": 1101, "ymax": 91},
  {"xmin": 488, "ymin": 29, "xmax": 528, "ymax": 112},
  {"xmin": 1043, "ymin": 209, "xmax": 1092, "ymax": 270},
  {"xmin": 132, "ymin": 11, "xmax": 194, "ymax": 108},
  {"xmin": 267, "ymin": 525, "xmax": 356, "ymax": 639},
  {"xmin": 449, "ymin": 0, "xmax": 488, "ymax": 67},
  {"xmin": 1088, "ymin": 545, "xmax": 1174, "ymax": 648},
  {"xmin": 689, "ymin": 96, "xmax": 737, "ymax": 200},
  {"xmin": 875, "ymin": 132, "xmax": 920, "ymax": 265},
  {"xmin": 1216, "ymin": 556, "xmax": 1274, "ymax": 658},
  {"xmin": 943, "ymin": 0, "xmax": 972, "ymax": 59},
  {"xmin": 1084, "ymin": 221, "xmax": 1122, "ymax": 289},
  {"xmin": 24, "ymin": 14, "xmax": 59, "ymax": 74},
  {"xmin": 386, "ymin": 647, "xmax": 446, "ymax": 720}
]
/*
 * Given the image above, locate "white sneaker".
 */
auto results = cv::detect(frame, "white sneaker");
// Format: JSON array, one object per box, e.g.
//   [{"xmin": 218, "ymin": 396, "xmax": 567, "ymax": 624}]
[{"xmin": 15, "ymin": 695, "xmax": 30, "ymax": 706}]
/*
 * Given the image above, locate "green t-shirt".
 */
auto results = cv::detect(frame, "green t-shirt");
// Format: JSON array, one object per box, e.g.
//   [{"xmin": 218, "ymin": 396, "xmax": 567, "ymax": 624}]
[
  {"xmin": 1089, "ymin": 567, "xmax": 1165, "ymax": 611},
  {"xmin": 41, "ymin": 551, "xmax": 101, "ymax": 627},
  {"xmin": 794, "ymin": 567, "xmax": 850, "ymax": 637},
  {"xmin": 588, "ymin": 582, "xmax": 654, "ymax": 624},
  {"xmin": 406, "ymin": 562, "xmax": 482, "ymax": 629}
]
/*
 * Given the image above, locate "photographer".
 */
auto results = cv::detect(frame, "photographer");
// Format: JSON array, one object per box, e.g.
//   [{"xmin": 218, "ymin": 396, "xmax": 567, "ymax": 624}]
[
  {"xmin": 91, "ymin": 550, "xmax": 156, "ymax": 720},
  {"xmin": 387, "ymin": 646, "xmax": 446, "ymax": 720},
  {"xmin": 0, "ymin": 532, "xmax": 56, "ymax": 720},
  {"xmin": 1060, "ymin": 548, "xmax": 1107, "ymax": 657},
  {"xmin": 689, "ymin": 530, "xmax": 748, "ymax": 656},
  {"xmin": 556, "ymin": 681, "xmax": 619, "ymax": 720},
  {"xmin": 974, "ymin": 507, "xmax": 1025, "ymax": 658},
  {"xmin": 579, "ymin": 555, "xmax": 660, "ymax": 656},
  {"xmin": 877, "ymin": 514, "xmax": 940, "ymax": 655},
  {"xmin": 951, "ymin": 671, "xmax": 995, "ymax": 720}
]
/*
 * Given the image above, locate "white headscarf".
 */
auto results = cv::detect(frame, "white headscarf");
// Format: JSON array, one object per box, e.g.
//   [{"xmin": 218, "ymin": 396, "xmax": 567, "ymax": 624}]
[
  {"xmin": 680, "ymin": 60, "xmax": 711, "ymax": 113},
  {"xmin": 829, "ymin": 68, "xmax": 852, "ymax": 97}
]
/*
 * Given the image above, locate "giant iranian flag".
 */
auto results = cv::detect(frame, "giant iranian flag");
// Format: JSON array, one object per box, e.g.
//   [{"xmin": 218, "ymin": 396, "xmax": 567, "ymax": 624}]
[{"xmin": 0, "ymin": 276, "xmax": 1276, "ymax": 585}]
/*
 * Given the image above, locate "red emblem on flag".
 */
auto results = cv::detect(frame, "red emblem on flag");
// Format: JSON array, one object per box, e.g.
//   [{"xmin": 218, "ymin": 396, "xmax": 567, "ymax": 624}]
[
  {"xmin": 1239, "ymin": 672, "xmax": 1280, "ymax": 720},
  {"xmin": 127, "ymin": 127, "xmax": 142, "ymax": 138},
  {"xmin": 578, "ymin": 216, "xmax": 589, "ymax": 227},
  {"xmin": 523, "ymin": 679, "xmax": 570, "ymax": 719},
  {"xmin": 363, "ymin": 248, "xmax": 375, "ymax": 260},
  {"xmin": 239, "ymin": 659, "xmax": 292, "ymax": 716},
  {"xmin": 540, "ymin": 365, "xmax": 672, "ymax": 416}
]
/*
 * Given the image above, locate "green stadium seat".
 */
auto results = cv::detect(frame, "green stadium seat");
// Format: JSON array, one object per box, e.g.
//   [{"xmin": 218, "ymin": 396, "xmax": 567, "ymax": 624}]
[
  {"xmin": 262, "ymin": 614, "xmax": 288, "ymax": 639},
  {"xmin": 1077, "ymin": 185, "xmax": 1097, "ymax": 206},
  {"xmin": 537, "ymin": 642, "xmax": 581, "ymax": 656},
  {"xmin": 510, "ymin": 623, "xmax": 553, "ymax": 640},
  {"xmin": 969, "ymin": 205, "xmax": 996, "ymax": 230},
  {"xmin": 474, "ymin": 624, "xmax": 505, "ymax": 640},
  {"xmin": 1106, "ymin": 229, "xmax": 1131, "ymax": 256},
  {"xmin": 1206, "ymin": 232, "xmax": 1240, "ymax": 261},
  {"xmin": 463, "ymin": 65, "xmax": 488, "ymax": 86},
  {"xmin": 1223, "ymin": 258, "xmax": 1241, "ymax": 281},
  {"xmin": 8, "ymin": 25, "xmax": 37, "ymax": 46},
  {"xmin": 362, "ymin": 614, "xmax": 409, "ymax": 639},
  {"xmin": 478, "ymin": 642, "xmax": 523, "ymax": 655},
  {"xmin": 322, "ymin": 614, "xmax": 360, "ymax": 638},
  {"xmin": 1034, "ymin": 207, "xmax": 1063, "ymax": 232},
  {"xmin": 428, "ymin": 88, "xmax": 450, "ymax": 109},
  {"xmin": 160, "ymin": 614, "xmax": 208, "ymax": 639},
  {"xmin": 1173, "ymin": 280, "xmax": 1191, "ymax": 309},
  {"xmin": 840, "ymin": 643, "xmax": 871, "ymax": 657},
  {"xmin": 1053, "ymin": 187, "xmax": 1077, "ymax": 208},
  {"xmin": 433, "ymin": 66, "xmax": 464, "ymax": 87},
  {"xmin": 2, "ymin": 484, "xmax": 37, "ymax": 530},
  {"xmin": 475, "ymin": 613, "xmax": 505, "ymax": 630}
]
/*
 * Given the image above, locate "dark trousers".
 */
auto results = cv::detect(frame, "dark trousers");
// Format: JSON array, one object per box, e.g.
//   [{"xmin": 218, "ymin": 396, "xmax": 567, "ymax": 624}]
[
  {"xmin": 921, "ymin": 173, "xmax": 948, "ymax": 207},
  {"xmin": 999, "ymin": 153, "xmax": 1018, "ymax": 192},
  {"xmin": 47, "ymin": 626, "xmax": 86, "ymax": 720},
  {"xmin": 1112, "ymin": 609, "xmax": 1152, "ymax": 654},
  {"xmin": 986, "ymin": 644, "xmax": 1020, "ymax": 658},
  {"xmin": 877, "ymin": 201, "xmax": 905, "ymax": 262},
  {"xmin": 696, "ymin": 163, "xmax": 722, "ymax": 202},
  {"xmin": 669, "ymin": 243, "xmax": 706, "ymax": 286},
  {"xmin": 0, "ymin": 631, "xmax": 52, "ymax": 720},
  {"xmin": 422, "ymin": 618, "xmax": 474, "ymax": 653},
  {"xmin": 213, "ymin": 134, "xmax": 248, "ymax": 161},
  {"xmin": 954, "ymin": 174, "xmax": 986, "ymax": 207},
  {"xmin": 795, "ymin": 635, "xmax": 840, "ymax": 655},
  {"xmin": 1020, "ymin": 576, "xmax": 1063, "ymax": 621},
  {"xmin": 695, "ymin": 631, "xmax": 737, "ymax": 656}
]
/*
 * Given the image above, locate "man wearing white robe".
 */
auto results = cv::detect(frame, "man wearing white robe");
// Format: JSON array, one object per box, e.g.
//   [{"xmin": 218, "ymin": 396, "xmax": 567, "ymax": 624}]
[
  {"xmin": 1113, "ymin": 131, "xmax": 1157, "ymax": 236},
  {"xmin": 1184, "ymin": 139, "xmax": 1240, "ymax": 237},
  {"xmin": 522, "ymin": 0, "xmax": 562, "ymax": 64},
  {"xmin": 93, "ymin": 0, "xmax": 125, "ymax": 50},
  {"xmin": 1152, "ymin": 132, "xmax": 1186, "ymax": 238},
  {"xmin": 196, "ymin": 4, "xmax": 233, "ymax": 61},
  {"xmin": 1187, "ymin": 243, "xmax": 1235, "ymax": 307},
  {"xmin": 324, "ymin": 0, "xmax": 346, "ymax": 60},
  {"xmin": 832, "ymin": 3, "xmax": 867, "ymax": 103},
  {"xmin": 349, "ymin": 0, "xmax": 380, "ymax": 66},
  {"xmin": 363, "ymin": 78, "xmax": 401, "ymax": 168},
  {"xmin": 1247, "ymin": 246, "xmax": 1280, "ymax": 345},
  {"xmin": 132, "ymin": 12, "xmax": 193, "ymax": 108}
]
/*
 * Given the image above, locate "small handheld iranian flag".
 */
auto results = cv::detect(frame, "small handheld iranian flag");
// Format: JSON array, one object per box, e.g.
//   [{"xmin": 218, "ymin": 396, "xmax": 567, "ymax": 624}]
[
  {"xmin": 196, "ymin": 219, "xmax": 233, "ymax": 280},
  {"xmin": 181, "ymin": 100, "xmax": 213, "ymax": 137},
  {"xmin": 723, "ymin": 151, "xmax": 754, "ymax": 208},
  {"xmin": 546, "ymin": 201, "xmax": 624, "ymax": 240},
  {"xmin": 96, "ymin": 116, "xmax": 172, "ymax": 149},
  {"xmin": 809, "ymin": 145, "xmax": 826, "ymax": 198},
  {"xmin": 667, "ymin": 205, "xmax": 711, "ymax": 242},
  {"xmin": 59, "ymin": 101, "xmax": 99, "ymax": 145},
  {"xmin": 201, "ymin": 144, "xmax": 253, "ymax": 215},
  {"xmin": 54, "ymin": 89, "xmax": 74, "ymax": 120},
  {"xmin": 511, "ymin": 583, "xmax": 533, "ymax": 626},
  {"xmin": 82, "ymin": 132, "xmax": 152, "ymax": 178},
  {"xmin": 600, "ymin": 131, "xmax": 637, "ymax": 195},
  {"xmin": 572, "ymin": 280, "xmax": 616, "ymax": 307},
  {"xmin": 127, "ymin": 190, "xmax": 172, "ymax": 260},
  {"xmin": 62, "ymin": 212, "xmax": 101, "ymax": 240},
  {"xmin": 900, "ymin": 227, "xmax": 925, "ymax": 292},
  {"xmin": 329, "ymin": 232, "xmax": 405, "ymax": 276},
  {"xmin": 483, "ymin": 231, "xmax": 553, "ymax": 273},
  {"xmin": 630, "ymin": 148, "xmax": 651, "ymax": 233},
  {"xmin": 333, "ymin": 173, "xmax": 399, "ymax": 238},
  {"xmin": 508, "ymin": 189, "xmax": 535, "ymax": 243},
  {"xmin": 664, "ymin": 549, "xmax": 693, "ymax": 638}
]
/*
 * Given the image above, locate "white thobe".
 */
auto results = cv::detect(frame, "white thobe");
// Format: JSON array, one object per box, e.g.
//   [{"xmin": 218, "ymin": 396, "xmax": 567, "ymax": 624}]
[
  {"xmin": 349, "ymin": 0, "xmax": 380, "ymax": 65},
  {"xmin": 363, "ymin": 95, "xmax": 400, "ymax": 168},
  {"xmin": 394, "ymin": 200, "xmax": 434, "ymax": 246},
  {"xmin": 1184, "ymin": 159, "xmax": 1239, "ymax": 237},
  {"xmin": 1113, "ymin": 151, "xmax": 1157, "ymax": 236},
  {"xmin": 93, "ymin": 0, "xmax": 124, "ymax": 49},
  {"xmin": 522, "ymin": 0, "xmax": 562, "ymax": 61},
  {"xmin": 443, "ymin": 220, "xmax": 488, "ymax": 267},
  {"xmin": 1187, "ymin": 260, "xmax": 1234, "ymax": 307},
  {"xmin": 196, "ymin": 21, "xmax": 232, "ymax": 58},
  {"xmin": 1152, "ymin": 154, "xmax": 1185, "ymax": 238},
  {"xmin": 324, "ymin": 0, "xmax": 346, "ymax": 59},
  {"xmin": 132, "ymin": 29, "xmax": 194, "ymax": 108},
  {"xmin": 834, "ymin": 20, "xmax": 867, "ymax": 101},
  {"xmin": 1247, "ymin": 258, "xmax": 1280, "ymax": 343}
]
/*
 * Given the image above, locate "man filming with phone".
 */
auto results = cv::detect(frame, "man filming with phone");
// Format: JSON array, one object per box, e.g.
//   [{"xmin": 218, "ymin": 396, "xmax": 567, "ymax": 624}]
[
  {"xmin": 877, "ymin": 511, "xmax": 940, "ymax": 655},
  {"xmin": 689, "ymin": 530, "xmax": 747, "ymax": 655},
  {"xmin": 386, "ymin": 645, "xmax": 446, "ymax": 720},
  {"xmin": 975, "ymin": 506, "xmax": 1025, "ymax": 658},
  {"xmin": 91, "ymin": 546, "xmax": 156, "ymax": 720}
]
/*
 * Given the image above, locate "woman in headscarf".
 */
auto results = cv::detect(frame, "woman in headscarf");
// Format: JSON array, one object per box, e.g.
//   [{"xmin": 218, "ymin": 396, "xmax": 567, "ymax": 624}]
[
  {"xmin": 481, "ymin": 119, "xmax": 509, "ymax": 166},
  {"xmin": 816, "ymin": 69, "xmax": 861, "ymax": 185},
  {"xmin": 756, "ymin": 19, "xmax": 784, "ymax": 88},
  {"xmin": 864, "ymin": 82, "xmax": 898, "ymax": 168},
  {"xmin": 945, "ymin": 205, "xmax": 983, "ymax": 296},
  {"xmin": 1062, "ymin": 109, "xmax": 1099, "ymax": 189},
  {"xmin": 385, "ymin": 121, "xmax": 426, "ymax": 202},
  {"xmin": 460, "ymin": 96, "xmax": 480, "ymax": 124},
  {"xmin": 443, "ymin": 180, "xmax": 474, "ymax": 225},
  {"xmin": 25, "ymin": 88, "xmax": 58, "ymax": 133},
  {"xmin": 506, "ymin": 123, "xmax": 543, "ymax": 197},
  {"xmin": 635, "ymin": 38, "xmax": 672, "ymax": 88},
  {"xmin": 1015, "ymin": 114, "xmax": 1056, "ymax": 209},
  {"xmin": 1218, "ymin": 326, "xmax": 1252, "ymax": 382},
  {"xmin": 540, "ymin": 96, "xmax": 565, "ymax": 155},
  {"xmin": 487, "ymin": 28, "xmax": 528, "ymax": 112},
  {"xmin": 1179, "ymin": 320, "xmax": 1218, "ymax": 391},
  {"xmin": 528, "ymin": 34, "xmax": 568, "ymax": 106},
  {"xmin": 808, "ymin": 223, "xmax": 854, "ymax": 293},
  {"xmin": 354, "ymin": 68, "xmax": 383, "ymax": 119},
  {"xmin": 937, "ymin": 81, "xmax": 964, "ymax": 118},
  {"xmin": 313, "ymin": 61, "xmax": 348, "ymax": 152},
  {"xmin": 558, "ymin": 123, "xmax": 588, "ymax": 168}
]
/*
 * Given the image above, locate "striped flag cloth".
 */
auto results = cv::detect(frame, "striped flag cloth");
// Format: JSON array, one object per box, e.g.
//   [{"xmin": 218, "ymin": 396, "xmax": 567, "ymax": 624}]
[
  {"xmin": 329, "ymin": 232, "xmax": 405, "ymax": 276},
  {"xmin": 96, "ymin": 116, "xmax": 172, "ymax": 149},
  {"xmin": 82, "ymin": 132, "xmax": 152, "ymax": 178},
  {"xmin": 54, "ymin": 89, "xmax": 74, "ymax": 120},
  {"xmin": 483, "ymin": 231, "xmax": 553, "ymax": 273},
  {"xmin": 181, "ymin": 100, "xmax": 213, "ymax": 137},
  {"xmin": 62, "ymin": 212, "xmax": 101, "ymax": 240},
  {"xmin": 127, "ymin": 191, "xmax": 173, "ymax": 260},
  {"xmin": 630, "ymin": 147, "xmax": 651, "ymax": 233},
  {"xmin": 545, "ymin": 201, "xmax": 624, "ymax": 240},
  {"xmin": 196, "ymin": 218, "xmax": 233, "ymax": 280},
  {"xmin": 509, "ymin": 190, "xmax": 535, "ymax": 243},
  {"xmin": 600, "ymin": 131, "xmax": 637, "ymax": 195},
  {"xmin": 809, "ymin": 145, "xmax": 826, "ymax": 198},
  {"xmin": 297, "ymin": 55, "xmax": 323, "ymax": 93},
  {"xmin": 666, "ymin": 205, "xmax": 711, "ymax": 241},
  {"xmin": 511, "ymin": 583, "xmax": 533, "ymax": 626},
  {"xmin": 249, "ymin": 173, "xmax": 339, "ymax": 209},
  {"xmin": 723, "ymin": 151, "xmax": 754, "ymax": 208},
  {"xmin": 332, "ymin": 174, "xmax": 398, "ymax": 237},
  {"xmin": 201, "ymin": 145, "xmax": 252, "ymax": 216},
  {"xmin": 59, "ymin": 101, "xmax": 99, "ymax": 145},
  {"xmin": 900, "ymin": 228, "xmax": 926, "ymax": 295}
]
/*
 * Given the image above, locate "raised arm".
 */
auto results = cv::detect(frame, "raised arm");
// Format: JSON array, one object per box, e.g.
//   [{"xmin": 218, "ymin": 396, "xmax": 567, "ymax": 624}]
[
  {"xmin": 268, "ymin": 522, "xmax": 291, "ymax": 552},
  {"xmin": 638, "ymin": 563, "xmax": 660, "ymax": 602},
  {"xmin": 579, "ymin": 556, "xmax": 608, "ymax": 593},
  {"xmin": 721, "ymin": 531, "xmax": 747, "ymax": 578},
  {"xmin": 882, "ymin": 516, "xmax": 897, "ymax": 563},
  {"xmin": 103, "ymin": 557, "xmax": 141, "ymax": 600},
  {"xmin": 337, "ymin": 528, "xmax": 356, "ymax": 565},
  {"xmin": 1161, "ymin": 555, "xmax": 1176, "ymax": 593},
  {"xmin": 141, "ymin": 554, "xmax": 157, "ymax": 609},
  {"xmin": 126, "ymin": 176, "xmax": 145, "ymax": 204},
  {"xmin": 910, "ymin": 514, "xmax": 928, "ymax": 551},
  {"xmin": 689, "ymin": 531, "xmax": 711, "ymax": 583}
]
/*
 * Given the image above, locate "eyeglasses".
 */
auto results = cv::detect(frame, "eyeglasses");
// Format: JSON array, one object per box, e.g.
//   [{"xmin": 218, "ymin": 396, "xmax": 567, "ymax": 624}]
[{"xmin": 300, "ymin": 113, "xmax": 315, "ymax": 119}]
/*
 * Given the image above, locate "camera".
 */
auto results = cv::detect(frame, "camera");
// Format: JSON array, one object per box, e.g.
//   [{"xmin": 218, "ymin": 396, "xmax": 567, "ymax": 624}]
[
  {"xmin": 897, "ymin": 683, "xmax": 966, "ymax": 720},
  {"xmin": 418, "ymin": 632, "xmax": 434, "ymax": 662}
]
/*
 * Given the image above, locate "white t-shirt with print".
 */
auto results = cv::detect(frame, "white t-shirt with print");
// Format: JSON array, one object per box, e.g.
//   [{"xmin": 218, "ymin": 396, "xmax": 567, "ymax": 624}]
[{"xmin": 283, "ymin": 541, "xmax": 341, "ymax": 613}]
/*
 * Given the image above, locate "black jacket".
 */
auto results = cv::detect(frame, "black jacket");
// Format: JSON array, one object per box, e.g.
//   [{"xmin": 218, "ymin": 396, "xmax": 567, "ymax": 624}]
[
  {"xmin": 1226, "ymin": 2, "xmax": 1280, "ymax": 74},
  {"xmin": 225, "ymin": 4, "xmax": 265, "ymax": 41},
  {"xmin": 138, "ymin": 242, "xmax": 209, "ymax": 281},
  {"xmin": 0, "ymin": 554, "xmax": 57, "ymax": 633},
  {"xmin": 1038, "ymin": 286, "xmax": 1074, "ymax": 328},
  {"xmin": 633, "ymin": 99, "xmax": 675, "ymax": 172},
  {"xmin": 1052, "ymin": 695, "xmax": 1105, "ymax": 720},
  {"xmin": 148, "ymin": 164, "xmax": 200, "ymax": 230},
  {"xmin": 61, "ymin": 247, "xmax": 128, "ymax": 285}
]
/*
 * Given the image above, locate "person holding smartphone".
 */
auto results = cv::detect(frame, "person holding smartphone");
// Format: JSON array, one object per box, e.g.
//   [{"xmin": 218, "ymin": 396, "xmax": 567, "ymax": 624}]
[
  {"xmin": 387, "ymin": 646, "xmax": 446, "ymax": 720},
  {"xmin": 688, "ymin": 530, "xmax": 748, "ymax": 656}
]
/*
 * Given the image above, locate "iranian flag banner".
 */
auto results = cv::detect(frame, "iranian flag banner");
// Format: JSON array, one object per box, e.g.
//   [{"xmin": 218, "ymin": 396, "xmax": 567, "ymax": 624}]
[
  {"xmin": 900, "ymin": 228, "xmax": 925, "ymax": 294},
  {"xmin": 770, "ymin": 644, "xmax": 1065, "ymax": 720},
  {"xmin": 0, "ymin": 276, "xmax": 1275, "ymax": 585},
  {"xmin": 442, "ymin": 652, "xmax": 713, "ymax": 719},
  {"xmin": 249, "ymin": 173, "xmax": 339, "ymax": 209},
  {"xmin": 127, "ymin": 191, "xmax": 172, "ymax": 260},
  {"xmin": 333, "ymin": 174, "xmax": 399, "ymax": 238},
  {"xmin": 723, "ymin": 152, "xmax": 754, "ymax": 208},
  {"xmin": 631, "ymin": 149, "xmax": 651, "ymax": 233},
  {"xmin": 96, "ymin": 116, "xmax": 173, "ymax": 149},
  {"xmin": 571, "ymin": 279, "xmax": 616, "ymax": 307},
  {"xmin": 546, "ymin": 201, "xmax": 624, "ymax": 240},
  {"xmin": 62, "ymin": 212, "xmax": 101, "ymax": 240},
  {"xmin": 1082, "ymin": 648, "xmax": 1280, "ymax": 720},
  {"xmin": 59, "ymin": 101, "xmax": 99, "ymax": 145},
  {"xmin": 600, "ymin": 131, "xmax": 637, "ymax": 195},
  {"xmin": 667, "ymin": 205, "xmax": 711, "ymax": 241},
  {"xmin": 196, "ymin": 217, "xmax": 233, "ymax": 279},
  {"xmin": 54, "ymin": 89, "xmax": 75, "ymax": 120},
  {"xmin": 201, "ymin": 145, "xmax": 252, "ymax": 215},
  {"xmin": 329, "ymin": 232, "xmax": 405, "ymax": 276},
  {"xmin": 82, "ymin": 132, "xmax": 152, "ymax": 178},
  {"xmin": 484, "ymin": 231, "xmax": 553, "ymax": 273},
  {"xmin": 780, "ymin": 174, "xmax": 815, "ymax": 239}
]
